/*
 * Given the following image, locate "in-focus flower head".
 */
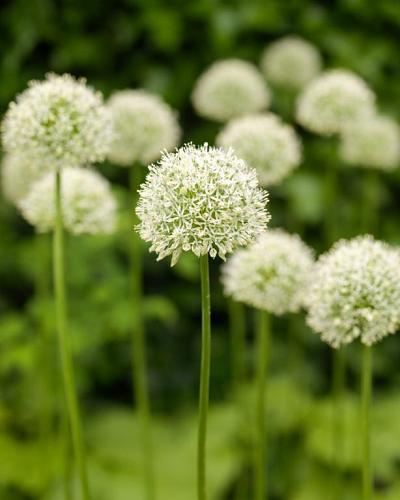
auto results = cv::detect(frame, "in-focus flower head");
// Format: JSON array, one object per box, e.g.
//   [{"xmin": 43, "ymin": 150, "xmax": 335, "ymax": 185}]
[
  {"xmin": 221, "ymin": 229, "xmax": 314, "ymax": 315},
  {"xmin": 2, "ymin": 73, "xmax": 113, "ymax": 170},
  {"xmin": 296, "ymin": 69, "xmax": 375, "ymax": 135},
  {"xmin": 107, "ymin": 89, "xmax": 181, "ymax": 166},
  {"xmin": 191, "ymin": 59, "xmax": 271, "ymax": 122},
  {"xmin": 19, "ymin": 167, "xmax": 117, "ymax": 234},
  {"xmin": 261, "ymin": 36, "xmax": 322, "ymax": 90},
  {"xmin": 217, "ymin": 113, "xmax": 301, "ymax": 186},
  {"xmin": 339, "ymin": 115, "xmax": 400, "ymax": 171},
  {"xmin": 1, "ymin": 153, "xmax": 52, "ymax": 206},
  {"xmin": 136, "ymin": 143, "xmax": 271, "ymax": 266},
  {"xmin": 306, "ymin": 235, "xmax": 400, "ymax": 348}
]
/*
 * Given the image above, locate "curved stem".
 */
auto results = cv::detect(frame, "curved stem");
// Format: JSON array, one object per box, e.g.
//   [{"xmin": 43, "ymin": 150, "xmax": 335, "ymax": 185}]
[
  {"xmin": 332, "ymin": 347, "xmax": 346, "ymax": 499},
  {"xmin": 53, "ymin": 170, "xmax": 90, "ymax": 500},
  {"xmin": 130, "ymin": 165, "xmax": 154, "ymax": 500},
  {"xmin": 254, "ymin": 309, "xmax": 270, "ymax": 500},
  {"xmin": 198, "ymin": 255, "xmax": 211, "ymax": 500},
  {"xmin": 361, "ymin": 345, "xmax": 373, "ymax": 500}
]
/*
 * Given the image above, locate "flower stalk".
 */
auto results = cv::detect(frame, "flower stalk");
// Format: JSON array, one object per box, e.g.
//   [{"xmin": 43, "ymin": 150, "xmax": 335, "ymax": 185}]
[{"xmin": 361, "ymin": 345, "xmax": 373, "ymax": 500}]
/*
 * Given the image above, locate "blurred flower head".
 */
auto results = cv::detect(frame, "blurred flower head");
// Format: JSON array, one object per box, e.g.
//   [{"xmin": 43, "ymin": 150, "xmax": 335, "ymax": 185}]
[
  {"xmin": 191, "ymin": 59, "xmax": 270, "ymax": 122},
  {"xmin": 2, "ymin": 73, "xmax": 113, "ymax": 170},
  {"xmin": 261, "ymin": 36, "xmax": 322, "ymax": 90},
  {"xmin": 339, "ymin": 115, "xmax": 400, "ymax": 170},
  {"xmin": 306, "ymin": 235, "xmax": 400, "ymax": 348},
  {"xmin": 19, "ymin": 166, "xmax": 117, "ymax": 234},
  {"xmin": 136, "ymin": 143, "xmax": 271, "ymax": 266},
  {"xmin": 296, "ymin": 69, "xmax": 375, "ymax": 135},
  {"xmin": 107, "ymin": 89, "xmax": 181, "ymax": 166},
  {"xmin": 1, "ymin": 153, "xmax": 52, "ymax": 206},
  {"xmin": 217, "ymin": 113, "xmax": 301, "ymax": 186},
  {"xmin": 221, "ymin": 229, "xmax": 314, "ymax": 315}
]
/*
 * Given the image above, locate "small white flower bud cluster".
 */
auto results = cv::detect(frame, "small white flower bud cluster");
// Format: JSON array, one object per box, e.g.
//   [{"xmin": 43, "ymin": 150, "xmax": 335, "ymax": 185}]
[
  {"xmin": 191, "ymin": 59, "xmax": 270, "ymax": 122},
  {"xmin": 221, "ymin": 229, "xmax": 314, "ymax": 315},
  {"xmin": 306, "ymin": 235, "xmax": 400, "ymax": 348},
  {"xmin": 136, "ymin": 144, "xmax": 271, "ymax": 266},
  {"xmin": 19, "ymin": 167, "xmax": 117, "ymax": 235},
  {"xmin": 296, "ymin": 70, "xmax": 375, "ymax": 135},
  {"xmin": 107, "ymin": 89, "xmax": 181, "ymax": 166},
  {"xmin": 2, "ymin": 73, "xmax": 113, "ymax": 170},
  {"xmin": 217, "ymin": 113, "xmax": 301, "ymax": 186},
  {"xmin": 1, "ymin": 153, "xmax": 52, "ymax": 205},
  {"xmin": 339, "ymin": 115, "xmax": 400, "ymax": 171},
  {"xmin": 261, "ymin": 36, "xmax": 322, "ymax": 90}
]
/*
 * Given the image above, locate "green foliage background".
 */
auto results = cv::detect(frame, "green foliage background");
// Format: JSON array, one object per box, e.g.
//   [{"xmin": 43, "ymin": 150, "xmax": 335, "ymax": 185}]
[{"xmin": 1, "ymin": 1, "xmax": 400, "ymax": 499}]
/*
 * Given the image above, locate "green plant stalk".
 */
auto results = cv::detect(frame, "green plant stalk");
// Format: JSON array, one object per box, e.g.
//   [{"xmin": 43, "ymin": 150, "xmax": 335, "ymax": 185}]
[
  {"xmin": 130, "ymin": 165, "xmax": 155, "ymax": 500},
  {"xmin": 361, "ymin": 345, "xmax": 373, "ymax": 500},
  {"xmin": 332, "ymin": 347, "xmax": 346, "ymax": 499},
  {"xmin": 53, "ymin": 170, "xmax": 90, "ymax": 500},
  {"xmin": 254, "ymin": 309, "xmax": 270, "ymax": 500},
  {"xmin": 361, "ymin": 170, "xmax": 379, "ymax": 235},
  {"xmin": 198, "ymin": 254, "xmax": 211, "ymax": 500},
  {"xmin": 228, "ymin": 299, "xmax": 246, "ymax": 395},
  {"xmin": 324, "ymin": 159, "xmax": 338, "ymax": 247}
]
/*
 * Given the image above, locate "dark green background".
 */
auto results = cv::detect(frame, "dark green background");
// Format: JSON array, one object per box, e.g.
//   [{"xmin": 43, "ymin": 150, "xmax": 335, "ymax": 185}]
[{"xmin": 1, "ymin": 1, "xmax": 400, "ymax": 499}]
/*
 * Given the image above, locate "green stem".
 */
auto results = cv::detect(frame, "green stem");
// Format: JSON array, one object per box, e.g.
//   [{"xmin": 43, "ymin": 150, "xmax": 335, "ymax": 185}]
[
  {"xmin": 254, "ymin": 309, "xmax": 270, "ymax": 500},
  {"xmin": 361, "ymin": 170, "xmax": 379, "ymax": 235},
  {"xmin": 332, "ymin": 347, "xmax": 346, "ymax": 498},
  {"xmin": 324, "ymin": 160, "xmax": 338, "ymax": 247},
  {"xmin": 129, "ymin": 165, "xmax": 154, "ymax": 500},
  {"xmin": 53, "ymin": 169, "xmax": 90, "ymax": 500},
  {"xmin": 361, "ymin": 345, "xmax": 373, "ymax": 500},
  {"xmin": 228, "ymin": 299, "xmax": 246, "ymax": 394},
  {"xmin": 198, "ymin": 255, "xmax": 211, "ymax": 500}
]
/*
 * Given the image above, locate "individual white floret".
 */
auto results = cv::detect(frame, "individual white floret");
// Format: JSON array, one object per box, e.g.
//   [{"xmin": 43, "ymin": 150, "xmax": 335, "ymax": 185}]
[
  {"xmin": 296, "ymin": 69, "xmax": 375, "ymax": 135},
  {"xmin": 136, "ymin": 143, "xmax": 271, "ymax": 266},
  {"xmin": 2, "ymin": 73, "xmax": 113, "ymax": 170},
  {"xmin": 339, "ymin": 115, "xmax": 400, "ymax": 170},
  {"xmin": 107, "ymin": 89, "xmax": 181, "ymax": 166},
  {"xmin": 19, "ymin": 166, "xmax": 117, "ymax": 234},
  {"xmin": 306, "ymin": 235, "xmax": 400, "ymax": 347},
  {"xmin": 261, "ymin": 36, "xmax": 322, "ymax": 89},
  {"xmin": 217, "ymin": 113, "xmax": 301, "ymax": 186},
  {"xmin": 221, "ymin": 229, "xmax": 314, "ymax": 315},
  {"xmin": 191, "ymin": 59, "xmax": 270, "ymax": 122}
]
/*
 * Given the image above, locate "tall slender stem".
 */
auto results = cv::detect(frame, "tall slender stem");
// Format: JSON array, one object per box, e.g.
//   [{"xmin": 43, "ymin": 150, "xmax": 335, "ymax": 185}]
[
  {"xmin": 361, "ymin": 170, "xmax": 379, "ymax": 235},
  {"xmin": 129, "ymin": 165, "xmax": 154, "ymax": 500},
  {"xmin": 228, "ymin": 299, "xmax": 246, "ymax": 394},
  {"xmin": 361, "ymin": 345, "xmax": 373, "ymax": 500},
  {"xmin": 198, "ymin": 255, "xmax": 211, "ymax": 500},
  {"xmin": 332, "ymin": 347, "xmax": 345, "ymax": 499},
  {"xmin": 324, "ymin": 159, "xmax": 338, "ymax": 247},
  {"xmin": 53, "ymin": 169, "xmax": 90, "ymax": 500},
  {"xmin": 254, "ymin": 309, "xmax": 270, "ymax": 500}
]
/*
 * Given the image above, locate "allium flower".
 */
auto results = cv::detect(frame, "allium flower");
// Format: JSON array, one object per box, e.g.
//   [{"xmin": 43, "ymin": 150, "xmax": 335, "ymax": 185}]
[
  {"xmin": 2, "ymin": 73, "xmax": 113, "ymax": 170},
  {"xmin": 1, "ymin": 153, "xmax": 52, "ymax": 205},
  {"xmin": 339, "ymin": 115, "xmax": 400, "ymax": 170},
  {"xmin": 221, "ymin": 229, "xmax": 314, "ymax": 315},
  {"xmin": 191, "ymin": 59, "xmax": 270, "ymax": 122},
  {"xmin": 296, "ymin": 70, "xmax": 375, "ymax": 135},
  {"xmin": 136, "ymin": 144, "xmax": 270, "ymax": 266},
  {"xmin": 107, "ymin": 89, "xmax": 181, "ymax": 166},
  {"xmin": 217, "ymin": 113, "xmax": 301, "ymax": 186},
  {"xmin": 260, "ymin": 36, "xmax": 322, "ymax": 90},
  {"xmin": 306, "ymin": 235, "xmax": 400, "ymax": 348},
  {"xmin": 19, "ymin": 167, "xmax": 117, "ymax": 234}
]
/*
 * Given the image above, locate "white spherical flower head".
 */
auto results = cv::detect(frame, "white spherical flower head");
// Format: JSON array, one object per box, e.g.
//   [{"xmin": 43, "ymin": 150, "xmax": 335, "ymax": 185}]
[
  {"xmin": 217, "ymin": 113, "xmax": 301, "ymax": 186},
  {"xmin": 2, "ymin": 73, "xmax": 113, "ymax": 170},
  {"xmin": 339, "ymin": 115, "xmax": 400, "ymax": 170},
  {"xmin": 261, "ymin": 36, "xmax": 322, "ymax": 90},
  {"xmin": 306, "ymin": 235, "xmax": 400, "ymax": 348},
  {"xmin": 19, "ymin": 167, "xmax": 117, "ymax": 235},
  {"xmin": 191, "ymin": 59, "xmax": 271, "ymax": 122},
  {"xmin": 107, "ymin": 89, "xmax": 181, "ymax": 166},
  {"xmin": 296, "ymin": 70, "xmax": 375, "ymax": 135},
  {"xmin": 136, "ymin": 144, "xmax": 271, "ymax": 266},
  {"xmin": 221, "ymin": 229, "xmax": 314, "ymax": 315},
  {"xmin": 1, "ymin": 153, "xmax": 52, "ymax": 206}
]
